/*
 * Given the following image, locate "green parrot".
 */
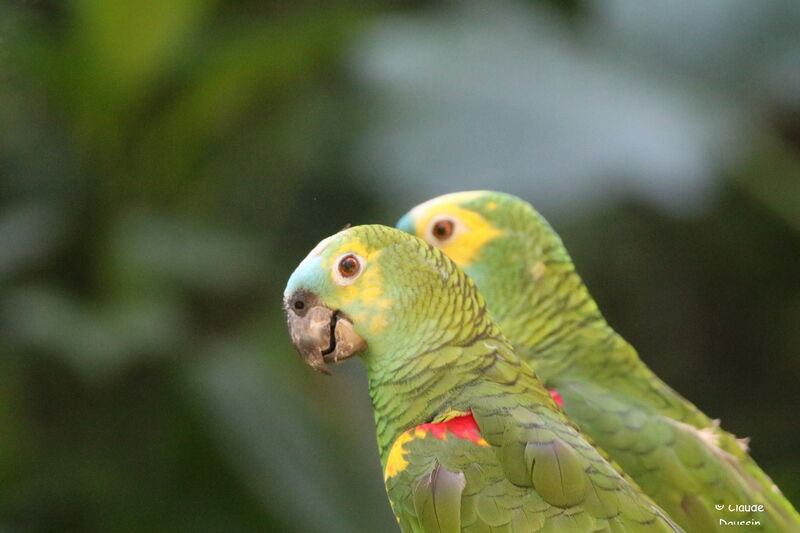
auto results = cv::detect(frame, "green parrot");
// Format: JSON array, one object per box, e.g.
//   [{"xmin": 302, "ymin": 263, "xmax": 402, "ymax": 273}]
[
  {"xmin": 285, "ymin": 224, "xmax": 683, "ymax": 532},
  {"xmin": 397, "ymin": 191, "xmax": 800, "ymax": 532}
]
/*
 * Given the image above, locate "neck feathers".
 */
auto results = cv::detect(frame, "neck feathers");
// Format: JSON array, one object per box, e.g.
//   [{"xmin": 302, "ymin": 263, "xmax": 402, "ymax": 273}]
[
  {"xmin": 366, "ymin": 330, "xmax": 507, "ymax": 463},
  {"xmin": 483, "ymin": 212, "xmax": 642, "ymax": 382}
]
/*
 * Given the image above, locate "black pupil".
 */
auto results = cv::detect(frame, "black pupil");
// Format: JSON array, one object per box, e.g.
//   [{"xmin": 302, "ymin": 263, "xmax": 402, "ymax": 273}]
[
  {"xmin": 434, "ymin": 221, "xmax": 452, "ymax": 237},
  {"xmin": 293, "ymin": 300, "xmax": 304, "ymax": 310},
  {"xmin": 341, "ymin": 257, "xmax": 357, "ymax": 275}
]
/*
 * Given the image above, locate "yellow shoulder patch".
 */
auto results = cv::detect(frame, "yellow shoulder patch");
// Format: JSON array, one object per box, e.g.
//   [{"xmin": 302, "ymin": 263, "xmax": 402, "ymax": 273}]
[
  {"xmin": 384, "ymin": 412, "xmax": 490, "ymax": 481},
  {"xmin": 384, "ymin": 430, "xmax": 415, "ymax": 481}
]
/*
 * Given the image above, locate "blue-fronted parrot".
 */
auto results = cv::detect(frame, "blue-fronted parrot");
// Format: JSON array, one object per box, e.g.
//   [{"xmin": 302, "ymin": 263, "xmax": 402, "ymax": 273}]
[
  {"xmin": 398, "ymin": 191, "xmax": 800, "ymax": 532},
  {"xmin": 284, "ymin": 224, "xmax": 683, "ymax": 532}
]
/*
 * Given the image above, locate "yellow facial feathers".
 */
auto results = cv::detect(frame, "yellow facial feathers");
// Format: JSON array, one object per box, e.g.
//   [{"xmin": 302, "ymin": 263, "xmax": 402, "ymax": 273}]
[{"xmin": 408, "ymin": 192, "xmax": 503, "ymax": 266}]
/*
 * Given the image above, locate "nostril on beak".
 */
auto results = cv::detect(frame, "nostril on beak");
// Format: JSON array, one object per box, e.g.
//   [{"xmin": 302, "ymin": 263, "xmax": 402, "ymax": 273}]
[{"xmin": 288, "ymin": 291, "xmax": 313, "ymax": 316}]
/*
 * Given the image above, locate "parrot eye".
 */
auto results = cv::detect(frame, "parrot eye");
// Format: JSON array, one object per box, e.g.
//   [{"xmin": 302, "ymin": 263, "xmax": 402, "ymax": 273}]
[
  {"xmin": 432, "ymin": 219, "xmax": 454, "ymax": 240},
  {"xmin": 338, "ymin": 255, "xmax": 360, "ymax": 277},
  {"xmin": 333, "ymin": 253, "xmax": 364, "ymax": 285}
]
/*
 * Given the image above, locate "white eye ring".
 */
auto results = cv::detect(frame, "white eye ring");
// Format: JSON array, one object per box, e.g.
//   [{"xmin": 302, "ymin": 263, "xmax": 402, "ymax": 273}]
[
  {"xmin": 425, "ymin": 215, "xmax": 461, "ymax": 246},
  {"xmin": 332, "ymin": 253, "xmax": 365, "ymax": 286}
]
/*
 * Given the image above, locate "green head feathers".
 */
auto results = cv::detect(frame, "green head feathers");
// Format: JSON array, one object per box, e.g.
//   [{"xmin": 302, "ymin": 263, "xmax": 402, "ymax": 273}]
[
  {"xmin": 396, "ymin": 191, "xmax": 568, "ymax": 294},
  {"xmin": 284, "ymin": 224, "xmax": 495, "ymax": 374},
  {"xmin": 397, "ymin": 191, "xmax": 607, "ymax": 379},
  {"xmin": 286, "ymin": 224, "xmax": 514, "ymax": 461}
]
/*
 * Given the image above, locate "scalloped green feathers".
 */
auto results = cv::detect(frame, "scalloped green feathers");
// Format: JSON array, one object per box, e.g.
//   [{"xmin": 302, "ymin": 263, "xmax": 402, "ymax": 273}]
[
  {"xmin": 397, "ymin": 192, "xmax": 800, "ymax": 533},
  {"xmin": 286, "ymin": 225, "xmax": 682, "ymax": 532}
]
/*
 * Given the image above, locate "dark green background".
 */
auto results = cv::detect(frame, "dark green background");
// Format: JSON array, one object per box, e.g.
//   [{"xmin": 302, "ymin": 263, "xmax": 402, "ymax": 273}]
[{"xmin": 1, "ymin": 1, "xmax": 799, "ymax": 532}]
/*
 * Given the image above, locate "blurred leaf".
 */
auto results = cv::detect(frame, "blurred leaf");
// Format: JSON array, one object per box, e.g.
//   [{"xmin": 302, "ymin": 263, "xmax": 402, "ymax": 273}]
[
  {"xmin": 2, "ymin": 285, "xmax": 188, "ymax": 380},
  {"xmin": 351, "ymin": 1, "xmax": 747, "ymax": 215},
  {"xmin": 0, "ymin": 203, "xmax": 66, "ymax": 280},
  {"xmin": 735, "ymin": 137, "xmax": 800, "ymax": 234},
  {"xmin": 590, "ymin": 0, "xmax": 800, "ymax": 94},
  {"xmin": 135, "ymin": 4, "xmax": 364, "ymax": 187},
  {"xmin": 73, "ymin": 0, "xmax": 218, "ymax": 96},
  {"xmin": 65, "ymin": 0, "xmax": 216, "ymax": 141},
  {"xmin": 186, "ymin": 339, "xmax": 396, "ymax": 533},
  {"xmin": 107, "ymin": 210, "xmax": 268, "ymax": 293}
]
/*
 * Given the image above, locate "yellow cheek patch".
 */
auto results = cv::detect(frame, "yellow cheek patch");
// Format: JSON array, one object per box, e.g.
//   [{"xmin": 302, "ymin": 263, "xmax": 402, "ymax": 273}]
[
  {"xmin": 328, "ymin": 238, "xmax": 391, "ymax": 333},
  {"xmin": 442, "ymin": 210, "xmax": 502, "ymax": 266},
  {"xmin": 412, "ymin": 200, "xmax": 503, "ymax": 267}
]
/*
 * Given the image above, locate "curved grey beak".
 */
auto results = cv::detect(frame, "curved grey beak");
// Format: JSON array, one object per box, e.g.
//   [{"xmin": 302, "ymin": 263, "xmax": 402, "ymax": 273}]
[{"xmin": 285, "ymin": 291, "xmax": 366, "ymax": 374}]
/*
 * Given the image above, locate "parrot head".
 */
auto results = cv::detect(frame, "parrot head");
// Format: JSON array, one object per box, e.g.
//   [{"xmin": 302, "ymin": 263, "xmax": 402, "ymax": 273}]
[
  {"xmin": 395, "ymin": 190, "xmax": 555, "ymax": 265},
  {"xmin": 396, "ymin": 191, "xmax": 510, "ymax": 270},
  {"xmin": 397, "ymin": 191, "xmax": 574, "ymax": 340},
  {"xmin": 284, "ymin": 224, "xmax": 488, "ymax": 374}
]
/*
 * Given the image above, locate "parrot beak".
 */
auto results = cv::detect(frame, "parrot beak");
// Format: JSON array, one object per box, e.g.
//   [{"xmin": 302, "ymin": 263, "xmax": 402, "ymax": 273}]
[{"xmin": 285, "ymin": 291, "xmax": 367, "ymax": 375}]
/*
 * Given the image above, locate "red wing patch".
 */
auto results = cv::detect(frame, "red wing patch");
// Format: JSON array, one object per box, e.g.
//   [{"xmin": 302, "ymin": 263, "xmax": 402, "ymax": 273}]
[
  {"xmin": 548, "ymin": 388, "xmax": 564, "ymax": 407},
  {"xmin": 414, "ymin": 412, "xmax": 487, "ymax": 445},
  {"xmin": 384, "ymin": 411, "xmax": 488, "ymax": 481}
]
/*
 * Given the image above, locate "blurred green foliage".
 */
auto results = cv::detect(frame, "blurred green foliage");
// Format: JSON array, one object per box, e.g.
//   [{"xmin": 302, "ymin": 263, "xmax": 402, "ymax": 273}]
[{"xmin": 1, "ymin": 1, "xmax": 799, "ymax": 532}]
